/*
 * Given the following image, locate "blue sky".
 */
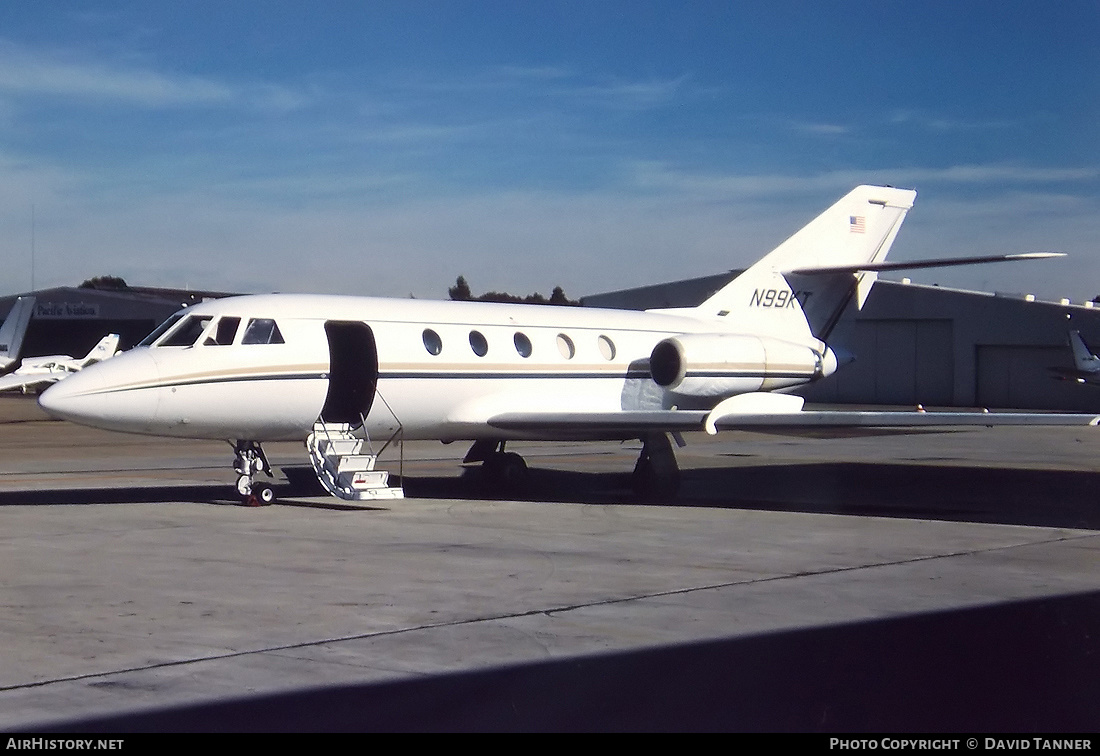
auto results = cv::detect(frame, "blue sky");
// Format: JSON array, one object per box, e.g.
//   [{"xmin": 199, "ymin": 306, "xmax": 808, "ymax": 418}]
[{"xmin": 1, "ymin": 1, "xmax": 1098, "ymax": 302}]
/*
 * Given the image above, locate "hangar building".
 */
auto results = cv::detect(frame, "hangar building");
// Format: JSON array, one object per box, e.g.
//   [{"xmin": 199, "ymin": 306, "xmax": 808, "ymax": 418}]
[
  {"xmin": 3, "ymin": 276, "xmax": 1099, "ymax": 412},
  {"xmin": 0, "ymin": 285, "xmax": 231, "ymax": 361},
  {"xmin": 582, "ymin": 274, "xmax": 1100, "ymax": 412}
]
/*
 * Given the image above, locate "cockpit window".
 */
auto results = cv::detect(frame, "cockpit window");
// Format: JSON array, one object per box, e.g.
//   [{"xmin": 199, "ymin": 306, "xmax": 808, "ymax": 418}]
[
  {"xmin": 205, "ymin": 317, "xmax": 241, "ymax": 346},
  {"xmin": 138, "ymin": 314, "xmax": 185, "ymax": 347},
  {"xmin": 158, "ymin": 316, "xmax": 212, "ymax": 347},
  {"xmin": 241, "ymin": 318, "xmax": 284, "ymax": 345}
]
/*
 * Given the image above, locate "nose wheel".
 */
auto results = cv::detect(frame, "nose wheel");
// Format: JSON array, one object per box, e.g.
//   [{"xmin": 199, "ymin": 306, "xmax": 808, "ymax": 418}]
[{"xmin": 232, "ymin": 440, "xmax": 275, "ymax": 505}]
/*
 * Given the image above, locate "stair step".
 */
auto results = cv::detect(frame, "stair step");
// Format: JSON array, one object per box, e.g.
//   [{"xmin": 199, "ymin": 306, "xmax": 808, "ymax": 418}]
[
  {"xmin": 343, "ymin": 470, "xmax": 390, "ymax": 488},
  {"xmin": 336, "ymin": 454, "xmax": 376, "ymax": 473},
  {"xmin": 320, "ymin": 438, "xmax": 363, "ymax": 457}
]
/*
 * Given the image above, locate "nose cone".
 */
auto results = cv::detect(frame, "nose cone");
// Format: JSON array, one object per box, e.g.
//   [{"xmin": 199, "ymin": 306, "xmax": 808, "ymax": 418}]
[{"xmin": 39, "ymin": 350, "xmax": 161, "ymax": 433}]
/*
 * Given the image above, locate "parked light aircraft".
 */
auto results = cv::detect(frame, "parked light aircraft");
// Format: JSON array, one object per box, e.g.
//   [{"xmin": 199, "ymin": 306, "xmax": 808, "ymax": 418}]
[
  {"xmin": 0, "ymin": 334, "xmax": 120, "ymax": 394},
  {"xmin": 0, "ymin": 296, "xmax": 35, "ymax": 373},
  {"xmin": 1050, "ymin": 330, "xmax": 1100, "ymax": 385},
  {"xmin": 37, "ymin": 185, "xmax": 1095, "ymax": 503}
]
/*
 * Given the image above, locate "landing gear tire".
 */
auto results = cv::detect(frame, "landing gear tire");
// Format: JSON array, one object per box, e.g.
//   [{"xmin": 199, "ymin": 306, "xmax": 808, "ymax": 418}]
[
  {"xmin": 253, "ymin": 483, "xmax": 276, "ymax": 505},
  {"xmin": 482, "ymin": 451, "xmax": 529, "ymax": 494},
  {"xmin": 631, "ymin": 433, "xmax": 681, "ymax": 500},
  {"xmin": 631, "ymin": 458, "xmax": 680, "ymax": 499}
]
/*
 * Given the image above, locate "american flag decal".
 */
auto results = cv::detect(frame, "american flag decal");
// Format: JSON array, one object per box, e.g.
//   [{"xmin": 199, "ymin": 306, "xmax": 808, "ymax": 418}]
[{"xmin": 849, "ymin": 215, "xmax": 866, "ymax": 233}]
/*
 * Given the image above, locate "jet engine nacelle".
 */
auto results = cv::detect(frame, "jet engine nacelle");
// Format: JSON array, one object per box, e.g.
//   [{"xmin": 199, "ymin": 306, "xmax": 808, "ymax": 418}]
[{"xmin": 649, "ymin": 333, "xmax": 838, "ymax": 398}]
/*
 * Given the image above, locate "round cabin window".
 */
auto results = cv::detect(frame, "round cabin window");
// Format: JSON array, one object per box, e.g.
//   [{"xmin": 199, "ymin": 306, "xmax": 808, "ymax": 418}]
[
  {"xmin": 514, "ymin": 332, "xmax": 533, "ymax": 358},
  {"xmin": 422, "ymin": 329, "xmax": 443, "ymax": 355},
  {"xmin": 469, "ymin": 330, "xmax": 489, "ymax": 357},
  {"xmin": 556, "ymin": 333, "xmax": 575, "ymax": 359}
]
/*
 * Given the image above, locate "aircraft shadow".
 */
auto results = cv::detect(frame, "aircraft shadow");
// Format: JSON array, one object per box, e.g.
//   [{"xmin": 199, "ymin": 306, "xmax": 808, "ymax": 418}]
[
  {"xmin": 0, "ymin": 482, "xmax": 390, "ymax": 512},
  {"xmin": 35, "ymin": 588, "xmax": 1100, "ymax": 732},
  {"xmin": 5, "ymin": 459, "xmax": 1093, "ymax": 530},
  {"xmin": 0, "ymin": 485, "xmax": 236, "ymax": 508},
  {"xmin": 400, "ymin": 462, "xmax": 1100, "ymax": 530}
]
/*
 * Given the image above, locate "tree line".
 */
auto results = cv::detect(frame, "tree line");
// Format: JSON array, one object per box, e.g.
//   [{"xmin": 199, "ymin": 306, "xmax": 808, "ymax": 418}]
[{"xmin": 447, "ymin": 276, "xmax": 578, "ymax": 306}]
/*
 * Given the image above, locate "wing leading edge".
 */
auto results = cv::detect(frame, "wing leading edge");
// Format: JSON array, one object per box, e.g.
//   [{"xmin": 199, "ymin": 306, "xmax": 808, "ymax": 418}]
[
  {"xmin": 487, "ymin": 408, "xmax": 1100, "ymax": 437},
  {"xmin": 0, "ymin": 374, "xmax": 61, "ymax": 394}
]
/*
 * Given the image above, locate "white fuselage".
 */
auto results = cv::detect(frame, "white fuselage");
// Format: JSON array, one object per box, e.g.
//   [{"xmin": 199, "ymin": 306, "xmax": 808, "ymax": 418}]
[{"xmin": 38, "ymin": 293, "xmax": 834, "ymax": 442}]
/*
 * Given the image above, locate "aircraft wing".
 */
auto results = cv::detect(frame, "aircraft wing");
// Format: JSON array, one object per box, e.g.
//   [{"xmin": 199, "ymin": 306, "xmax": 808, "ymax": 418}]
[
  {"xmin": 0, "ymin": 373, "xmax": 62, "ymax": 394},
  {"xmin": 489, "ymin": 410, "xmax": 709, "ymax": 435},
  {"xmin": 488, "ymin": 408, "xmax": 1100, "ymax": 437},
  {"xmin": 708, "ymin": 409, "xmax": 1100, "ymax": 430},
  {"xmin": 1049, "ymin": 366, "xmax": 1100, "ymax": 384}
]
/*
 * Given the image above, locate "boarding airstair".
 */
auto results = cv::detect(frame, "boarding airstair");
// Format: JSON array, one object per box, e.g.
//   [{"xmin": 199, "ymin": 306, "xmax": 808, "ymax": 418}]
[{"xmin": 306, "ymin": 420, "xmax": 404, "ymax": 501}]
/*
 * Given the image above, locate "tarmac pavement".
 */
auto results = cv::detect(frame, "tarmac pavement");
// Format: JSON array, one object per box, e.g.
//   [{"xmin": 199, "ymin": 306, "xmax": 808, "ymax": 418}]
[{"xmin": 0, "ymin": 395, "xmax": 1096, "ymax": 731}]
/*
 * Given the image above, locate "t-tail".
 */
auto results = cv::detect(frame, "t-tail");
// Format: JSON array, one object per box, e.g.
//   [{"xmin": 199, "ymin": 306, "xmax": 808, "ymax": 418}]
[
  {"xmin": 80, "ymin": 334, "xmax": 121, "ymax": 367},
  {"xmin": 690, "ymin": 185, "xmax": 918, "ymax": 343},
  {"xmin": 1069, "ymin": 331, "xmax": 1100, "ymax": 375},
  {"xmin": 0, "ymin": 296, "xmax": 35, "ymax": 373}
]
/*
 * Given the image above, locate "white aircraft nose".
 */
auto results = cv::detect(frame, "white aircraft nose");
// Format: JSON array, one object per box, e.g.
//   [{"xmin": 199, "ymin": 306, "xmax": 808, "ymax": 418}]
[{"xmin": 38, "ymin": 349, "xmax": 161, "ymax": 433}]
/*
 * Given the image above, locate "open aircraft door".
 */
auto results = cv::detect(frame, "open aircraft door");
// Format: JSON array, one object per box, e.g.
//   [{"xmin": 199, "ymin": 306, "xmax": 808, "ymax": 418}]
[{"xmin": 321, "ymin": 321, "xmax": 377, "ymax": 425}]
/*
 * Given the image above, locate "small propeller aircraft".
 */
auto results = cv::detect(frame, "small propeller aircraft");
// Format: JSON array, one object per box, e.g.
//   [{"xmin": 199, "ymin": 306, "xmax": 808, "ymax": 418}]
[{"xmin": 0, "ymin": 334, "xmax": 121, "ymax": 394}]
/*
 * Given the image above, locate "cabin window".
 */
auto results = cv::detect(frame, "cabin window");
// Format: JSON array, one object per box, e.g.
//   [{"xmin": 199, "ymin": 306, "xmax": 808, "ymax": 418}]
[
  {"xmin": 205, "ymin": 317, "xmax": 241, "ymax": 346},
  {"xmin": 139, "ymin": 314, "xmax": 185, "ymax": 346},
  {"xmin": 469, "ymin": 330, "xmax": 488, "ymax": 357},
  {"xmin": 159, "ymin": 315, "xmax": 212, "ymax": 347},
  {"xmin": 597, "ymin": 335, "xmax": 616, "ymax": 360},
  {"xmin": 242, "ymin": 319, "xmax": 285, "ymax": 345},
  {"xmin": 513, "ymin": 332, "xmax": 532, "ymax": 358},
  {"xmin": 556, "ymin": 333, "xmax": 575, "ymax": 359},
  {"xmin": 422, "ymin": 329, "xmax": 443, "ymax": 355}
]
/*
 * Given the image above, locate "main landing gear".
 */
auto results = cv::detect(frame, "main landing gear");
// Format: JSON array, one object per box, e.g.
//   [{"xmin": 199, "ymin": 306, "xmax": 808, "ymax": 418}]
[
  {"xmin": 464, "ymin": 439, "xmax": 529, "ymax": 493},
  {"xmin": 232, "ymin": 440, "xmax": 275, "ymax": 505},
  {"xmin": 464, "ymin": 434, "xmax": 682, "ymax": 500},
  {"xmin": 631, "ymin": 432, "xmax": 681, "ymax": 499}
]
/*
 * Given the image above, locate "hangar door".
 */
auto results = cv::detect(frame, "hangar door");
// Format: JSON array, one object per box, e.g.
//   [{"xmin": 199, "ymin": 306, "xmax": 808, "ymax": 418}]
[
  {"xmin": 808, "ymin": 319, "xmax": 954, "ymax": 405},
  {"xmin": 976, "ymin": 345, "xmax": 1097, "ymax": 411}
]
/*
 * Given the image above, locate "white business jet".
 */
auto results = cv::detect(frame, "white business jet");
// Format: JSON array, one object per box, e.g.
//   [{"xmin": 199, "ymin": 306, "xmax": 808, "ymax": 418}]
[
  {"xmin": 1050, "ymin": 330, "xmax": 1100, "ymax": 385},
  {"xmin": 37, "ymin": 185, "xmax": 1093, "ymax": 503},
  {"xmin": 0, "ymin": 334, "xmax": 121, "ymax": 394}
]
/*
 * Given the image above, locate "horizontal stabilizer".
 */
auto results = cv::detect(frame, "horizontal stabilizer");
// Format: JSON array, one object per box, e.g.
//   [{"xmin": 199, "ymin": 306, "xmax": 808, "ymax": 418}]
[{"xmin": 786, "ymin": 252, "xmax": 1064, "ymax": 276}]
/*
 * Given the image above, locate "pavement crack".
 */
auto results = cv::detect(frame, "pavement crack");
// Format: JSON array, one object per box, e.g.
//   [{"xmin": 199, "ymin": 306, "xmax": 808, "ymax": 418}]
[{"xmin": 4, "ymin": 531, "xmax": 1093, "ymax": 695}]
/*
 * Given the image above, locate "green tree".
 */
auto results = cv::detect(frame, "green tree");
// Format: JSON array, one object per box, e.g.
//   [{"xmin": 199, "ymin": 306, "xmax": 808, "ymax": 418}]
[
  {"xmin": 79, "ymin": 275, "xmax": 129, "ymax": 290},
  {"xmin": 448, "ymin": 276, "xmax": 472, "ymax": 301}
]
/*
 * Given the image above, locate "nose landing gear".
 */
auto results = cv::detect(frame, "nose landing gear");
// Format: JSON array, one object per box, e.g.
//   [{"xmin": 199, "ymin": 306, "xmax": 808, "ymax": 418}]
[{"xmin": 232, "ymin": 440, "xmax": 275, "ymax": 505}]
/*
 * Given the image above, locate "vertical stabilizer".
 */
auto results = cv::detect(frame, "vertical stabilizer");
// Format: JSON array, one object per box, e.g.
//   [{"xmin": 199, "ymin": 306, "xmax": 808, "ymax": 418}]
[
  {"xmin": 691, "ymin": 185, "xmax": 916, "ymax": 341},
  {"xmin": 80, "ymin": 334, "xmax": 121, "ymax": 367},
  {"xmin": 0, "ymin": 297, "xmax": 35, "ymax": 373},
  {"xmin": 1069, "ymin": 331, "xmax": 1100, "ymax": 374}
]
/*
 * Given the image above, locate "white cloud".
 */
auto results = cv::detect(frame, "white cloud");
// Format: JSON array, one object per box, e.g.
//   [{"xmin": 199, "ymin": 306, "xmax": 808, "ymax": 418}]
[
  {"xmin": 0, "ymin": 39, "xmax": 305, "ymax": 110},
  {"xmin": 3, "ymin": 151, "xmax": 1098, "ymax": 307},
  {"xmin": 888, "ymin": 109, "xmax": 1024, "ymax": 132},
  {"xmin": 627, "ymin": 161, "xmax": 1100, "ymax": 198}
]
